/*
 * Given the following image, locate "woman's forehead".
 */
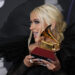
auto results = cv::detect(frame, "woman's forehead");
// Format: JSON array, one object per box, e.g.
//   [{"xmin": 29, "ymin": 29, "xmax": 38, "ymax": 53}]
[{"xmin": 30, "ymin": 13, "xmax": 41, "ymax": 20}]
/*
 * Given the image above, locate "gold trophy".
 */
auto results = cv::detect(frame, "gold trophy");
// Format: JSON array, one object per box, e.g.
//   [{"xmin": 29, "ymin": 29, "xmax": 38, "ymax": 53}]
[
  {"xmin": 29, "ymin": 25, "xmax": 60, "ymax": 61},
  {"xmin": 39, "ymin": 25, "xmax": 60, "ymax": 52}
]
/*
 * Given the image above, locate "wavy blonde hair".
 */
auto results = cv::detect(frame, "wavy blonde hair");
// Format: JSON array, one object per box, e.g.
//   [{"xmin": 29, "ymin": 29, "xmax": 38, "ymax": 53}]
[{"xmin": 28, "ymin": 4, "xmax": 67, "ymax": 46}]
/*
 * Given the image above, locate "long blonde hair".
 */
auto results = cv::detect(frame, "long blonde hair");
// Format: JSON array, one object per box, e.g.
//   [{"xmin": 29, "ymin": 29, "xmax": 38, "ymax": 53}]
[{"xmin": 28, "ymin": 4, "xmax": 67, "ymax": 46}]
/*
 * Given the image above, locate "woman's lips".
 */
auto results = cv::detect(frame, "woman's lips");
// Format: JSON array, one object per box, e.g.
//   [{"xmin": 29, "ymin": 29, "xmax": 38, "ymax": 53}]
[{"xmin": 33, "ymin": 32, "xmax": 38, "ymax": 38}]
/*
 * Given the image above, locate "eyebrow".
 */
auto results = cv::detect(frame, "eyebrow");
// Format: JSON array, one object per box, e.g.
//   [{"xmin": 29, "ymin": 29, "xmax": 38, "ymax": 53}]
[{"xmin": 33, "ymin": 19, "xmax": 39, "ymax": 21}]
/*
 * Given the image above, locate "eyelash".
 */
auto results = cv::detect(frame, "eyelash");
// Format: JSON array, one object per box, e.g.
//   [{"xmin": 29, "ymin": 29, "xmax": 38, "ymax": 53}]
[{"xmin": 34, "ymin": 21, "xmax": 40, "ymax": 24}]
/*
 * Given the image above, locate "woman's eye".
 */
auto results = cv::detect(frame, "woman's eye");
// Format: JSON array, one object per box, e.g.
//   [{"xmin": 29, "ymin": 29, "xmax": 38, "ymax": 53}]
[{"xmin": 34, "ymin": 20, "xmax": 40, "ymax": 24}]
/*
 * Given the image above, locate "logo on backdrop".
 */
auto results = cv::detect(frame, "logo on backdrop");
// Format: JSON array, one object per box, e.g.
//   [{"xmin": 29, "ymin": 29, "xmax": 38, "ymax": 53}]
[{"xmin": 0, "ymin": 0, "xmax": 5, "ymax": 8}]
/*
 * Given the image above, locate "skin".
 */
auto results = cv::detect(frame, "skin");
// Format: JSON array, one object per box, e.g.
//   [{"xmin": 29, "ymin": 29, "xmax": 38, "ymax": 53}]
[
  {"xmin": 23, "ymin": 13, "xmax": 61, "ymax": 71},
  {"xmin": 30, "ymin": 13, "xmax": 46, "ymax": 42}
]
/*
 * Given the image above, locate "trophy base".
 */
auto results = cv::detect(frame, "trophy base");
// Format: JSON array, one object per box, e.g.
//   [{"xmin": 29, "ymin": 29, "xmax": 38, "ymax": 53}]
[{"xmin": 31, "ymin": 47, "xmax": 56, "ymax": 61}]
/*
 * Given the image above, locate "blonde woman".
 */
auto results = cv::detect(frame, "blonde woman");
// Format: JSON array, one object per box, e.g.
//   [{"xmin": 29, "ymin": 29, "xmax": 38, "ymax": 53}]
[
  {"xmin": 7, "ymin": 4, "xmax": 66, "ymax": 75},
  {"xmin": 23, "ymin": 4, "xmax": 66, "ymax": 75}
]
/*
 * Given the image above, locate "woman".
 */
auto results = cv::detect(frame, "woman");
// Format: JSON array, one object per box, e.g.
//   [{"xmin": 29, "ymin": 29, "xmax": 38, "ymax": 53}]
[
  {"xmin": 23, "ymin": 4, "xmax": 66, "ymax": 75},
  {"xmin": 7, "ymin": 4, "xmax": 67, "ymax": 75}
]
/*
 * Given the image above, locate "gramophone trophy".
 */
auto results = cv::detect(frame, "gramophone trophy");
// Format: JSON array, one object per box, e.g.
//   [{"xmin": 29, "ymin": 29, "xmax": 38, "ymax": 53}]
[{"xmin": 30, "ymin": 25, "xmax": 60, "ymax": 61}]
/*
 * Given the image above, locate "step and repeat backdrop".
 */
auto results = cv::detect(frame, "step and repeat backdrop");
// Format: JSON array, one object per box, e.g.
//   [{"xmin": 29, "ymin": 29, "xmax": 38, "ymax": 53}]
[{"xmin": 0, "ymin": 0, "xmax": 27, "ymax": 28}]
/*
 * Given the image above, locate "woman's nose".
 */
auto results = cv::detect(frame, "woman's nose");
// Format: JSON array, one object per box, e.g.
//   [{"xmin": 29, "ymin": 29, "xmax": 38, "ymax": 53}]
[{"xmin": 30, "ymin": 24, "xmax": 35, "ymax": 30}]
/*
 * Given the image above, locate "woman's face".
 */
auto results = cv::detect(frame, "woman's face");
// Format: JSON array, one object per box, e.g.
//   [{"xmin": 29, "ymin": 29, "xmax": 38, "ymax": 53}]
[{"xmin": 30, "ymin": 13, "xmax": 46, "ymax": 43}]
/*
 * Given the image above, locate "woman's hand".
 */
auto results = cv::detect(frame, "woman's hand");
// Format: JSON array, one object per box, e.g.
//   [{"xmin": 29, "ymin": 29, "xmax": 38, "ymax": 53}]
[
  {"xmin": 23, "ymin": 55, "xmax": 34, "ymax": 67},
  {"xmin": 40, "ymin": 57, "xmax": 61, "ymax": 71},
  {"xmin": 23, "ymin": 55, "xmax": 61, "ymax": 71},
  {"xmin": 23, "ymin": 55, "xmax": 43, "ymax": 67}
]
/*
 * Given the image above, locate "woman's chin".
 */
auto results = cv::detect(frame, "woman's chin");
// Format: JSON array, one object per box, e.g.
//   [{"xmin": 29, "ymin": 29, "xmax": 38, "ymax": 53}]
[{"xmin": 34, "ymin": 39, "xmax": 39, "ymax": 43}]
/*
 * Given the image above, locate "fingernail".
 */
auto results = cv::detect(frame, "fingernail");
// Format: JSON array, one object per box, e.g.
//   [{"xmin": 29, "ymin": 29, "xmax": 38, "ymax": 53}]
[
  {"xmin": 47, "ymin": 59, "xmax": 53, "ymax": 62},
  {"xmin": 32, "ymin": 56, "xmax": 35, "ymax": 58},
  {"xmin": 38, "ymin": 59, "xmax": 42, "ymax": 61}
]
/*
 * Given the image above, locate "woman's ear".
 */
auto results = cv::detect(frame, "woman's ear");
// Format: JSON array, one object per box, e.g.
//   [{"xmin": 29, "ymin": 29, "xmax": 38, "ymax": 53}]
[{"xmin": 50, "ymin": 21, "xmax": 56, "ymax": 30}]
